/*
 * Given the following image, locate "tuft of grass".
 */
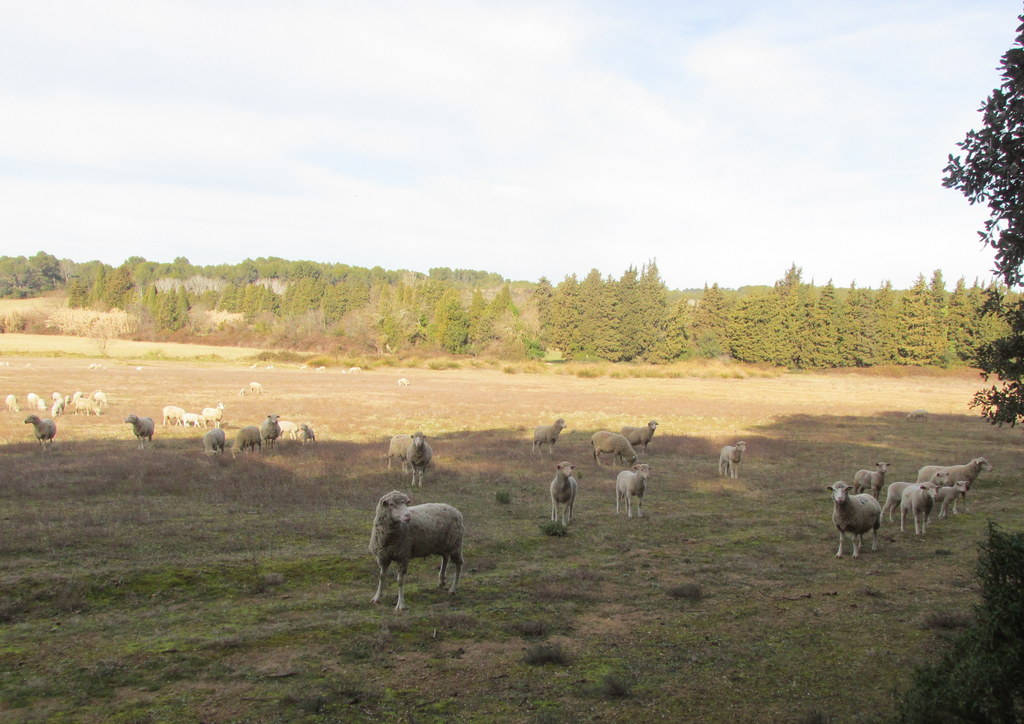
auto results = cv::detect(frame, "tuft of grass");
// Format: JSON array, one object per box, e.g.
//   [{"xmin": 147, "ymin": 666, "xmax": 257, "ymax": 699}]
[
  {"xmin": 523, "ymin": 642, "xmax": 570, "ymax": 666},
  {"xmin": 539, "ymin": 521, "xmax": 568, "ymax": 537},
  {"xmin": 596, "ymin": 670, "xmax": 634, "ymax": 699},
  {"xmin": 495, "ymin": 490, "xmax": 512, "ymax": 504},
  {"xmin": 667, "ymin": 583, "xmax": 704, "ymax": 601}
]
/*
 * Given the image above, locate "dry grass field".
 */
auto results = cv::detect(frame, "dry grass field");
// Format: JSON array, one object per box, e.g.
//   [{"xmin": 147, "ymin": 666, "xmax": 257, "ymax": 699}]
[{"xmin": 0, "ymin": 353, "xmax": 1020, "ymax": 723}]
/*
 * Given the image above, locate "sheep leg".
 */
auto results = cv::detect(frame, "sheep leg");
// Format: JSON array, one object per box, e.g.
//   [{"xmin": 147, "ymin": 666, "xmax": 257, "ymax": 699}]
[
  {"xmin": 448, "ymin": 552, "xmax": 462, "ymax": 594},
  {"xmin": 626, "ymin": 495, "xmax": 633, "ymax": 518},
  {"xmin": 899, "ymin": 507, "xmax": 906, "ymax": 533},
  {"xmin": 637, "ymin": 497, "xmax": 643, "ymax": 518},
  {"xmin": 551, "ymin": 499, "xmax": 558, "ymax": 522},
  {"xmin": 395, "ymin": 566, "xmax": 407, "ymax": 611},
  {"xmin": 835, "ymin": 531, "xmax": 845, "ymax": 558},
  {"xmin": 371, "ymin": 561, "xmax": 390, "ymax": 605},
  {"xmin": 869, "ymin": 527, "xmax": 878, "ymax": 551},
  {"xmin": 438, "ymin": 555, "xmax": 449, "ymax": 588},
  {"xmin": 851, "ymin": 534, "xmax": 861, "ymax": 559},
  {"xmin": 615, "ymin": 492, "xmax": 621, "ymax": 515}
]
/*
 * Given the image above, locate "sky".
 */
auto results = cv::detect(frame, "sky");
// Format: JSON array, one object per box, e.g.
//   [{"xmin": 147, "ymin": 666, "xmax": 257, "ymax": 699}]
[{"xmin": 1, "ymin": 1, "xmax": 1021, "ymax": 291}]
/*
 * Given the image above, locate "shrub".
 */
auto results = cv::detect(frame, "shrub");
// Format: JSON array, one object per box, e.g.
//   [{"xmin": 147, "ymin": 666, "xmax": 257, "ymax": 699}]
[
  {"xmin": 539, "ymin": 521, "xmax": 568, "ymax": 537},
  {"xmin": 495, "ymin": 490, "xmax": 512, "ymax": 505},
  {"xmin": 523, "ymin": 642, "xmax": 570, "ymax": 666}
]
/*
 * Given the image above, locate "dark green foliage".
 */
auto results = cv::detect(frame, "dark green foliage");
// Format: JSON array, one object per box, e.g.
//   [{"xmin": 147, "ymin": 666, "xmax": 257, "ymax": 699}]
[
  {"xmin": 539, "ymin": 521, "xmax": 568, "ymax": 537},
  {"xmin": 523, "ymin": 642, "xmax": 571, "ymax": 666},
  {"xmin": 897, "ymin": 524, "xmax": 1024, "ymax": 723}
]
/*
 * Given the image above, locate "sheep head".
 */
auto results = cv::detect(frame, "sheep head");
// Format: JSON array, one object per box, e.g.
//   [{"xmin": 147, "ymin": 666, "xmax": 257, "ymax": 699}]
[{"xmin": 829, "ymin": 482, "xmax": 852, "ymax": 504}]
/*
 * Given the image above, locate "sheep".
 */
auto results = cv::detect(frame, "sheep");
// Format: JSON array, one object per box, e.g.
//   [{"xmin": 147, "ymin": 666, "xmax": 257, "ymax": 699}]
[
  {"xmin": 278, "ymin": 420, "xmax": 300, "ymax": 439},
  {"xmin": 249, "ymin": 381, "xmax": 264, "ymax": 394},
  {"xmin": 828, "ymin": 481, "xmax": 882, "ymax": 558},
  {"xmin": 591, "ymin": 431, "xmax": 639, "ymax": 467},
  {"xmin": 5, "ymin": 394, "xmax": 18, "ymax": 412},
  {"xmin": 91, "ymin": 390, "xmax": 108, "ymax": 407},
  {"xmin": 201, "ymin": 403, "xmax": 225, "ymax": 428},
  {"xmin": 369, "ymin": 489, "xmax": 464, "ymax": 611},
  {"xmin": 532, "ymin": 418, "xmax": 567, "ymax": 455},
  {"xmin": 24, "ymin": 414, "xmax": 57, "ymax": 448},
  {"xmin": 550, "ymin": 461, "xmax": 579, "ymax": 525},
  {"xmin": 315, "ymin": 365, "xmax": 326, "ymax": 372},
  {"xmin": 388, "ymin": 434, "xmax": 412, "ymax": 471},
  {"xmin": 881, "ymin": 471, "xmax": 949, "ymax": 523},
  {"xmin": 71, "ymin": 391, "xmax": 83, "ymax": 402},
  {"xmin": 936, "ymin": 481, "xmax": 970, "ymax": 519},
  {"xmin": 26, "ymin": 392, "xmax": 41, "ymax": 409},
  {"xmin": 260, "ymin": 414, "xmax": 281, "ymax": 449},
  {"xmin": 615, "ymin": 463, "xmax": 651, "ymax": 518},
  {"xmin": 348, "ymin": 366, "xmax": 362, "ymax": 374},
  {"xmin": 50, "ymin": 397, "xmax": 66, "ymax": 417},
  {"xmin": 181, "ymin": 412, "xmax": 204, "ymax": 427},
  {"xmin": 123, "ymin": 414, "xmax": 154, "ymax": 449},
  {"xmin": 718, "ymin": 441, "xmax": 748, "ymax": 478},
  {"xmin": 852, "ymin": 462, "xmax": 890, "ymax": 498},
  {"xmin": 300, "ymin": 423, "xmax": 316, "ymax": 444},
  {"xmin": 238, "ymin": 388, "xmax": 247, "ymax": 397},
  {"xmin": 620, "ymin": 421, "xmax": 658, "ymax": 455},
  {"xmin": 916, "ymin": 457, "xmax": 993, "ymax": 498},
  {"xmin": 406, "ymin": 431, "xmax": 433, "ymax": 487},
  {"xmin": 35, "ymin": 398, "xmax": 46, "ymax": 411},
  {"xmin": 906, "ymin": 409, "xmax": 929, "ymax": 421},
  {"xmin": 397, "ymin": 377, "xmax": 409, "ymax": 386},
  {"xmin": 73, "ymin": 396, "xmax": 102, "ymax": 415},
  {"xmin": 232, "ymin": 425, "xmax": 262, "ymax": 455},
  {"xmin": 900, "ymin": 482, "xmax": 938, "ymax": 535},
  {"xmin": 203, "ymin": 427, "xmax": 227, "ymax": 454},
  {"xmin": 162, "ymin": 405, "xmax": 185, "ymax": 426},
  {"xmin": 51, "ymin": 391, "xmax": 62, "ymax": 402}
]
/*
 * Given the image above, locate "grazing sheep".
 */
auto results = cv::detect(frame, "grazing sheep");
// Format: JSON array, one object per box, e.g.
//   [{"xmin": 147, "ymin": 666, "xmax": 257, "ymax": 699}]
[
  {"xmin": 315, "ymin": 365, "xmax": 326, "ymax": 372},
  {"xmin": 388, "ymin": 434, "xmax": 412, "ymax": 471},
  {"xmin": 277, "ymin": 420, "xmax": 300, "ymax": 439},
  {"xmin": 201, "ymin": 403, "xmax": 225, "ymax": 428},
  {"xmin": 348, "ymin": 366, "xmax": 362, "ymax": 374},
  {"xmin": 619, "ymin": 421, "xmax": 658, "ymax": 454},
  {"xmin": 550, "ymin": 461, "xmax": 579, "ymax": 525},
  {"xmin": 73, "ymin": 397, "xmax": 102, "ymax": 415},
  {"xmin": 92, "ymin": 390, "xmax": 108, "ymax": 407},
  {"xmin": 181, "ymin": 412, "xmax": 204, "ymax": 427},
  {"xmin": 249, "ymin": 381, "xmax": 264, "ymax": 394},
  {"xmin": 900, "ymin": 482, "xmax": 938, "ymax": 535},
  {"xmin": 26, "ymin": 392, "xmax": 41, "ymax": 409},
  {"xmin": 123, "ymin": 414, "xmax": 155, "ymax": 449},
  {"xmin": 936, "ymin": 481, "xmax": 970, "ymax": 519},
  {"xmin": 24, "ymin": 415, "xmax": 57, "ymax": 447},
  {"xmin": 300, "ymin": 423, "xmax": 316, "ymax": 444},
  {"xmin": 162, "ymin": 405, "xmax": 185, "ymax": 426},
  {"xmin": 906, "ymin": 409, "xmax": 929, "ymax": 421},
  {"xmin": 35, "ymin": 398, "xmax": 46, "ymax": 412},
  {"xmin": 853, "ymin": 462, "xmax": 890, "ymax": 498},
  {"xmin": 238, "ymin": 388, "xmax": 247, "ymax": 397},
  {"xmin": 51, "ymin": 391, "xmax": 62, "ymax": 402},
  {"xmin": 203, "ymin": 427, "xmax": 227, "ymax": 454},
  {"xmin": 616, "ymin": 463, "xmax": 651, "ymax": 518},
  {"xmin": 718, "ymin": 441, "xmax": 748, "ymax": 478},
  {"xmin": 406, "ymin": 431, "xmax": 433, "ymax": 487},
  {"xmin": 828, "ymin": 481, "xmax": 882, "ymax": 558},
  {"xmin": 916, "ymin": 457, "xmax": 993, "ymax": 496},
  {"xmin": 260, "ymin": 414, "xmax": 281, "ymax": 449},
  {"xmin": 398, "ymin": 377, "xmax": 409, "ymax": 386},
  {"xmin": 50, "ymin": 397, "xmax": 66, "ymax": 417},
  {"xmin": 881, "ymin": 472, "xmax": 949, "ymax": 523},
  {"xmin": 5, "ymin": 394, "xmax": 18, "ymax": 412},
  {"xmin": 532, "ymin": 418, "xmax": 567, "ymax": 455},
  {"xmin": 369, "ymin": 489, "xmax": 464, "ymax": 611},
  {"xmin": 591, "ymin": 431, "xmax": 639, "ymax": 467},
  {"xmin": 232, "ymin": 425, "xmax": 262, "ymax": 455}
]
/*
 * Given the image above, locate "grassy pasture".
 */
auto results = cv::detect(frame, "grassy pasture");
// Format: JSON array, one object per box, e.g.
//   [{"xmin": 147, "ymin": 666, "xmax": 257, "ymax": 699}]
[{"xmin": 0, "ymin": 355, "xmax": 1020, "ymax": 723}]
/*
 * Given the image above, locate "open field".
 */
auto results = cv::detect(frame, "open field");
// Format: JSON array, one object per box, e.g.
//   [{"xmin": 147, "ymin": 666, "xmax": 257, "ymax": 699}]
[{"xmin": 0, "ymin": 354, "xmax": 1020, "ymax": 722}]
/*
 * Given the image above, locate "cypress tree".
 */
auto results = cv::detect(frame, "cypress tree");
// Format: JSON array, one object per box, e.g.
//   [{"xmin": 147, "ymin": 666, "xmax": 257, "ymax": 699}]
[
  {"xmin": 430, "ymin": 288, "xmax": 470, "ymax": 353},
  {"xmin": 841, "ymin": 284, "xmax": 877, "ymax": 367},
  {"xmin": 692, "ymin": 283, "xmax": 730, "ymax": 358},
  {"xmin": 874, "ymin": 281, "xmax": 901, "ymax": 364},
  {"xmin": 549, "ymin": 275, "xmax": 584, "ymax": 360},
  {"xmin": 581, "ymin": 269, "xmax": 619, "ymax": 360}
]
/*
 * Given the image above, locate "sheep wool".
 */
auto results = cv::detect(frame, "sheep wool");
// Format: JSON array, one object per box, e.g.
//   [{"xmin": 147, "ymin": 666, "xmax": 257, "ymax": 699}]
[{"xmin": 828, "ymin": 481, "xmax": 881, "ymax": 558}]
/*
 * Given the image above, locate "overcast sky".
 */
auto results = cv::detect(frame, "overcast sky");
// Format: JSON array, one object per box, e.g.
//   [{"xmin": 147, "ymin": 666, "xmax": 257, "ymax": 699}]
[{"xmin": 1, "ymin": 1, "xmax": 1020, "ymax": 290}]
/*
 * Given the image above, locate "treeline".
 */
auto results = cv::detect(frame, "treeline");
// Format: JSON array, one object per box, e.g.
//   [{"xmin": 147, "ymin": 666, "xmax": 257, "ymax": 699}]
[{"xmin": 0, "ymin": 253, "xmax": 1010, "ymax": 368}]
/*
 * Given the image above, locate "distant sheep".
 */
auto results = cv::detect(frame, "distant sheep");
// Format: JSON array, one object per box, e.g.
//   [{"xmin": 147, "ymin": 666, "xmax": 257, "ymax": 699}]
[
  {"xmin": 398, "ymin": 378, "xmax": 409, "ymax": 386},
  {"xmin": 24, "ymin": 415, "xmax": 57, "ymax": 448},
  {"xmin": 260, "ymin": 414, "xmax": 281, "ymax": 449},
  {"xmin": 619, "ymin": 421, "xmax": 658, "ymax": 454},
  {"xmin": 407, "ymin": 431, "xmax": 433, "ymax": 487},
  {"xmin": 550, "ymin": 461, "xmax": 579, "ymax": 525},
  {"xmin": 348, "ymin": 366, "xmax": 362, "ymax": 374},
  {"xmin": 591, "ymin": 431, "xmax": 638, "ymax": 467},
  {"xmin": 162, "ymin": 405, "xmax": 185, "ymax": 426},
  {"xmin": 277, "ymin": 420, "xmax": 299, "ymax": 439},
  {"xmin": 50, "ymin": 397, "xmax": 66, "ymax": 417},
  {"xmin": 900, "ymin": 482, "xmax": 938, "ymax": 535},
  {"xmin": 203, "ymin": 428, "xmax": 227, "ymax": 454},
  {"xmin": 201, "ymin": 403, "xmax": 225, "ymax": 428},
  {"xmin": 532, "ymin": 418, "xmax": 566, "ymax": 455},
  {"xmin": 936, "ymin": 481, "xmax": 970, "ymax": 519},
  {"xmin": 5, "ymin": 394, "xmax": 18, "ymax": 412},
  {"xmin": 616, "ymin": 463, "xmax": 651, "ymax": 518},
  {"xmin": 73, "ymin": 397, "xmax": 102, "ymax": 415},
  {"xmin": 369, "ymin": 489, "xmax": 464, "ymax": 611},
  {"xmin": 249, "ymin": 381, "xmax": 264, "ymax": 394},
  {"xmin": 26, "ymin": 392, "xmax": 41, "ymax": 409},
  {"xmin": 906, "ymin": 409, "xmax": 929, "ymax": 421},
  {"xmin": 300, "ymin": 423, "xmax": 316, "ymax": 444},
  {"xmin": 388, "ymin": 434, "xmax": 412, "ymax": 471},
  {"xmin": 315, "ymin": 366, "xmax": 326, "ymax": 372},
  {"xmin": 853, "ymin": 462, "xmax": 890, "ymax": 498},
  {"xmin": 232, "ymin": 426, "xmax": 262, "ymax": 455},
  {"xmin": 828, "ymin": 481, "xmax": 882, "ymax": 558},
  {"xmin": 718, "ymin": 441, "xmax": 748, "ymax": 478},
  {"xmin": 181, "ymin": 412, "xmax": 204, "ymax": 428},
  {"xmin": 92, "ymin": 390, "xmax": 108, "ymax": 407},
  {"xmin": 881, "ymin": 471, "xmax": 949, "ymax": 523},
  {"xmin": 124, "ymin": 414, "xmax": 155, "ymax": 449}
]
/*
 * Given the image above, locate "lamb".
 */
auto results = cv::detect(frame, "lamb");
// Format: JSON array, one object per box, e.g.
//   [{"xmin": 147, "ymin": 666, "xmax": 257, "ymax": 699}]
[
  {"xmin": 619, "ymin": 421, "xmax": 658, "ymax": 454},
  {"xmin": 387, "ymin": 434, "xmax": 412, "ymax": 471},
  {"xmin": 532, "ymin": 418, "xmax": 566, "ymax": 455},
  {"xmin": 300, "ymin": 423, "xmax": 316, "ymax": 444},
  {"xmin": 591, "ymin": 431, "xmax": 638, "ymax": 467},
  {"xmin": 369, "ymin": 489, "xmax": 464, "ymax": 611},
  {"xmin": 50, "ymin": 397, "xmax": 66, "ymax": 417},
  {"xmin": 936, "ymin": 481, "xmax": 970, "ymax": 518},
  {"xmin": 852, "ymin": 462, "xmax": 890, "ymax": 498},
  {"xmin": 277, "ymin": 420, "xmax": 300, "ymax": 439},
  {"xmin": 162, "ymin": 405, "xmax": 185, "ymax": 426},
  {"xmin": 73, "ymin": 396, "xmax": 102, "ymax": 415},
  {"xmin": 397, "ymin": 377, "xmax": 409, "ymax": 386},
  {"xmin": 550, "ymin": 461, "xmax": 579, "ymax": 525},
  {"xmin": 181, "ymin": 412, "xmax": 204, "ymax": 427},
  {"xmin": 203, "ymin": 427, "xmax": 227, "ymax": 454},
  {"xmin": 24, "ymin": 414, "xmax": 57, "ymax": 448},
  {"xmin": 260, "ymin": 414, "xmax": 281, "ymax": 449},
  {"xmin": 406, "ymin": 431, "xmax": 433, "ymax": 487},
  {"xmin": 881, "ymin": 471, "xmax": 949, "ymax": 523},
  {"xmin": 5, "ymin": 394, "xmax": 18, "ymax": 412},
  {"xmin": 718, "ymin": 441, "xmax": 748, "ymax": 478},
  {"xmin": 249, "ymin": 381, "xmax": 264, "ymax": 394},
  {"xmin": 232, "ymin": 425, "xmax": 262, "ymax": 455},
  {"xmin": 91, "ymin": 390, "xmax": 108, "ymax": 407},
  {"xmin": 123, "ymin": 414, "xmax": 155, "ymax": 449},
  {"xmin": 828, "ymin": 481, "xmax": 882, "ymax": 558},
  {"xmin": 26, "ymin": 392, "xmax": 41, "ymax": 409},
  {"xmin": 906, "ymin": 409, "xmax": 929, "ymax": 421},
  {"xmin": 916, "ymin": 457, "xmax": 992, "ymax": 494},
  {"xmin": 900, "ymin": 482, "xmax": 938, "ymax": 535},
  {"xmin": 615, "ymin": 463, "xmax": 651, "ymax": 518},
  {"xmin": 201, "ymin": 403, "xmax": 225, "ymax": 428}
]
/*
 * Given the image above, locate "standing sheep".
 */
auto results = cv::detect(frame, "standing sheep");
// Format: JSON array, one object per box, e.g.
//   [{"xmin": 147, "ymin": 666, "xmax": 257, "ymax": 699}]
[
  {"xmin": 6, "ymin": 394, "xmax": 20, "ymax": 412},
  {"xmin": 162, "ymin": 405, "xmax": 185, "ymax": 426},
  {"xmin": 406, "ymin": 431, "xmax": 433, "ymax": 488},
  {"xmin": 260, "ymin": 414, "xmax": 281, "ymax": 449},
  {"xmin": 619, "ymin": 421, "xmax": 658, "ymax": 455},
  {"xmin": 387, "ymin": 434, "xmax": 412, "ymax": 471},
  {"xmin": 249, "ymin": 381, "xmax": 264, "ymax": 394},
  {"xmin": 369, "ymin": 490, "xmax": 465, "ymax": 611},
  {"xmin": 203, "ymin": 428, "xmax": 227, "ymax": 454},
  {"xmin": 532, "ymin": 418, "xmax": 567, "ymax": 455},
  {"xmin": 181, "ymin": 412, "xmax": 204, "ymax": 427},
  {"xmin": 881, "ymin": 472, "xmax": 949, "ymax": 523},
  {"xmin": 92, "ymin": 390, "xmax": 108, "ymax": 408},
  {"xmin": 853, "ymin": 462, "xmax": 890, "ymax": 498},
  {"xmin": 916, "ymin": 457, "xmax": 993, "ymax": 495},
  {"xmin": 201, "ymin": 403, "xmax": 225, "ymax": 428},
  {"xmin": 906, "ymin": 409, "xmax": 929, "ymax": 421},
  {"xmin": 300, "ymin": 423, "xmax": 316, "ymax": 444},
  {"xmin": 277, "ymin": 420, "xmax": 300, "ymax": 439},
  {"xmin": 232, "ymin": 426, "xmax": 262, "ymax": 455},
  {"xmin": 591, "ymin": 431, "xmax": 638, "ymax": 467},
  {"xmin": 719, "ymin": 441, "xmax": 748, "ymax": 478},
  {"xmin": 123, "ymin": 414, "xmax": 154, "ymax": 449},
  {"xmin": 936, "ymin": 481, "xmax": 970, "ymax": 518},
  {"xmin": 24, "ymin": 415, "xmax": 57, "ymax": 448},
  {"xmin": 73, "ymin": 397, "xmax": 102, "ymax": 415},
  {"xmin": 550, "ymin": 461, "xmax": 579, "ymax": 525},
  {"xmin": 828, "ymin": 481, "xmax": 882, "ymax": 558},
  {"xmin": 615, "ymin": 463, "xmax": 651, "ymax": 518},
  {"xmin": 50, "ymin": 397, "xmax": 66, "ymax": 417},
  {"xmin": 900, "ymin": 482, "xmax": 938, "ymax": 535}
]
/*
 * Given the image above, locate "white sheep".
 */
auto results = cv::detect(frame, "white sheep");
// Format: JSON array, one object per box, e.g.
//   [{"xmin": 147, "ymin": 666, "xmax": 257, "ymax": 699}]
[
  {"xmin": 51, "ymin": 391, "xmax": 62, "ymax": 402},
  {"xmin": 900, "ymin": 482, "xmax": 938, "ymax": 535},
  {"xmin": 5, "ymin": 394, "xmax": 19, "ymax": 412},
  {"xmin": 532, "ymin": 418, "xmax": 567, "ymax": 455},
  {"xmin": 369, "ymin": 489, "xmax": 464, "ymax": 611},
  {"xmin": 91, "ymin": 390, "xmax": 108, "ymax": 407},
  {"xmin": 852, "ymin": 462, "xmax": 890, "ymax": 498},
  {"xmin": 348, "ymin": 366, "xmax": 362, "ymax": 374},
  {"xmin": 906, "ymin": 409, "xmax": 929, "ymax": 421},
  {"xmin": 26, "ymin": 392, "xmax": 41, "ymax": 409},
  {"xmin": 916, "ymin": 457, "xmax": 993, "ymax": 503},
  {"xmin": 407, "ymin": 431, "xmax": 433, "ymax": 487},
  {"xmin": 300, "ymin": 423, "xmax": 316, "ymax": 444},
  {"xmin": 615, "ymin": 463, "xmax": 651, "ymax": 518},
  {"xmin": 73, "ymin": 396, "xmax": 102, "ymax": 415},
  {"xmin": 50, "ymin": 397, "xmax": 66, "ymax": 417},
  {"xmin": 718, "ymin": 441, "xmax": 748, "ymax": 478},
  {"xmin": 181, "ymin": 412, "xmax": 204, "ymax": 427},
  {"xmin": 936, "ymin": 481, "xmax": 970, "ymax": 518},
  {"xmin": 232, "ymin": 425, "xmax": 262, "ymax": 455},
  {"xmin": 203, "ymin": 427, "xmax": 227, "ymax": 454},
  {"xmin": 24, "ymin": 414, "xmax": 57, "ymax": 448},
  {"xmin": 881, "ymin": 471, "xmax": 949, "ymax": 523},
  {"xmin": 315, "ymin": 366, "xmax": 326, "ymax": 372},
  {"xmin": 260, "ymin": 414, "xmax": 281, "ymax": 449},
  {"xmin": 619, "ymin": 421, "xmax": 658, "ymax": 455},
  {"xmin": 249, "ymin": 381, "xmax": 264, "ymax": 394},
  {"xmin": 162, "ymin": 405, "xmax": 185, "ymax": 426},
  {"xmin": 550, "ymin": 461, "xmax": 579, "ymax": 525},
  {"xmin": 124, "ymin": 414, "xmax": 155, "ymax": 449},
  {"xmin": 828, "ymin": 481, "xmax": 882, "ymax": 558},
  {"xmin": 35, "ymin": 398, "xmax": 46, "ymax": 412},
  {"xmin": 278, "ymin": 420, "xmax": 299, "ymax": 439},
  {"xmin": 388, "ymin": 434, "xmax": 412, "ymax": 471},
  {"xmin": 397, "ymin": 377, "xmax": 409, "ymax": 386},
  {"xmin": 201, "ymin": 403, "xmax": 225, "ymax": 428},
  {"xmin": 591, "ymin": 431, "xmax": 639, "ymax": 467},
  {"xmin": 238, "ymin": 388, "xmax": 247, "ymax": 397}
]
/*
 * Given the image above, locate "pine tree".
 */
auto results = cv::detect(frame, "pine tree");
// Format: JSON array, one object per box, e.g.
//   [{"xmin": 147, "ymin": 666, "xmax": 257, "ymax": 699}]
[
  {"xmin": 873, "ymin": 281, "xmax": 901, "ymax": 364},
  {"xmin": 66, "ymin": 279, "xmax": 90, "ymax": 308},
  {"xmin": 581, "ymin": 269, "xmax": 619, "ymax": 360},
  {"xmin": 898, "ymin": 274, "xmax": 945, "ymax": 365},
  {"xmin": 947, "ymin": 278, "xmax": 980, "ymax": 364},
  {"xmin": 430, "ymin": 288, "xmax": 470, "ymax": 353},
  {"xmin": 637, "ymin": 261, "xmax": 669, "ymax": 361},
  {"xmin": 730, "ymin": 293, "xmax": 784, "ymax": 364},
  {"xmin": 103, "ymin": 265, "xmax": 136, "ymax": 310},
  {"xmin": 650, "ymin": 297, "xmax": 692, "ymax": 362},
  {"xmin": 841, "ymin": 284, "xmax": 877, "ymax": 367},
  {"xmin": 806, "ymin": 281, "xmax": 842, "ymax": 368},
  {"xmin": 692, "ymin": 283, "xmax": 730, "ymax": 358}
]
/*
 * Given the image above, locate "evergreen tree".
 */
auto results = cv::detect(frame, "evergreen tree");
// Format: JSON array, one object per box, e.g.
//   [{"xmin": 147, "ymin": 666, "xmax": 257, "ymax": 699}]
[
  {"xmin": 637, "ymin": 261, "xmax": 669, "ymax": 361},
  {"xmin": 66, "ymin": 279, "xmax": 90, "ymax": 308},
  {"xmin": 89, "ymin": 265, "xmax": 108, "ymax": 307},
  {"xmin": 615, "ymin": 266, "xmax": 643, "ymax": 361},
  {"xmin": 692, "ymin": 283, "xmax": 730, "ymax": 358},
  {"xmin": 898, "ymin": 274, "xmax": 946, "ymax": 365},
  {"xmin": 947, "ymin": 278, "xmax": 981, "ymax": 364},
  {"xmin": 806, "ymin": 281, "xmax": 842, "ymax": 367},
  {"xmin": 430, "ymin": 288, "xmax": 470, "ymax": 353},
  {"xmin": 841, "ymin": 284, "xmax": 877, "ymax": 367},
  {"xmin": 103, "ymin": 265, "xmax": 136, "ymax": 310},
  {"xmin": 873, "ymin": 281, "xmax": 901, "ymax": 364},
  {"xmin": 650, "ymin": 297, "xmax": 692, "ymax": 362},
  {"xmin": 534, "ymin": 277, "xmax": 555, "ymax": 346},
  {"xmin": 580, "ymin": 269, "xmax": 619, "ymax": 360},
  {"xmin": 730, "ymin": 293, "xmax": 784, "ymax": 364},
  {"xmin": 549, "ymin": 275, "xmax": 585, "ymax": 360}
]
